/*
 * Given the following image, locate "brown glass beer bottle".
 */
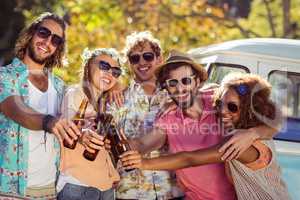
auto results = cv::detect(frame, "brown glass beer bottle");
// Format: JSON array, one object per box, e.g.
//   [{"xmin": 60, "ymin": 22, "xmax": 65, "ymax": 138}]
[
  {"xmin": 83, "ymin": 113, "xmax": 113, "ymax": 161},
  {"xmin": 63, "ymin": 98, "xmax": 89, "ymax": 149},
  {"xmin": 106, "ymin": 124, "xmax": 135, "ymax": 172}
]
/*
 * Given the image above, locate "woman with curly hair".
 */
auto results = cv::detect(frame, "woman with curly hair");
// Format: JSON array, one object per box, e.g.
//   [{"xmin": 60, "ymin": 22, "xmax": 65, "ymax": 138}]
[
  {"xmin": 121, "ymin": 73, "xmax": 290, "ymax": 200},
  {"xmin": 57, "ymin": 48, "xmax": 123, "ymax": 200}
]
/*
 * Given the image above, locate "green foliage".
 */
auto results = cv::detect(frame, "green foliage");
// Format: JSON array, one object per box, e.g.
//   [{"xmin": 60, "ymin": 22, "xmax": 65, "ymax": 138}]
[{"xmin": 21, "ymin": 0, "xmax": 300, "ymax": 85}]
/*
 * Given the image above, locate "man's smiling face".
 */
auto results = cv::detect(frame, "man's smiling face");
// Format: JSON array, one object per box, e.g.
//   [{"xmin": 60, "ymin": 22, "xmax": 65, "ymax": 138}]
[
  {"xmin": 128, "ymin": 42, "xmax": 162, "ymax": 82},
  {"xmin": 27, "ymin": 19, "xmax": 64, "ymax": 65}
]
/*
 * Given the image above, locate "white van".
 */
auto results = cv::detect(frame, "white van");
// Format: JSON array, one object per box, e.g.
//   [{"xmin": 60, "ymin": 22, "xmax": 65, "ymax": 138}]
[{"xmin": 188, "ymin": 38, "xmax": 300, "ymax": 200}]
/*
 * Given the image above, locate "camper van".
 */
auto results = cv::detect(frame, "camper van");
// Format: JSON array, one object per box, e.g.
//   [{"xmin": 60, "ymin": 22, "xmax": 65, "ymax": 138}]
[{"xmin": 188, "ymin": 38, "xmax": 300, "ymax": 200}]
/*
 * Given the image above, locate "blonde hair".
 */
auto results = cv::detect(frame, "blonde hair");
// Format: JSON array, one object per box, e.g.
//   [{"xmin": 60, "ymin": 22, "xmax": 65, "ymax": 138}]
[{"xmin": 81, "ymin": 48, "xmax": 122, "ymax": 112}]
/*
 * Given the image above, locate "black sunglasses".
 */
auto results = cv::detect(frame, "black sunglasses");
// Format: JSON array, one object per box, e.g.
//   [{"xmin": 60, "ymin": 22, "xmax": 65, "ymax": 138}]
[
  {"xmin": 98, "ymin": 60, "xmax": 122, "ymax": 78},
  {"xmin": 128, "ymin": 52, "xmax": 155, "ymax": 64},
  {"xmin": 216, "ymin": 100, "xmax": 239, "ymax": 113},
  {"xmin": 165, "ymin": 75, "xmax": 195, "ymax": 88},
  {"xmin": 36, "ymin": 26, "xmax": 64, "ymax": 47}
]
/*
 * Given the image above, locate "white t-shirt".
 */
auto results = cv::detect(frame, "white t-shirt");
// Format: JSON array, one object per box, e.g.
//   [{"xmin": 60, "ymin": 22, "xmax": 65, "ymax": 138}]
[{"xmin": 27, "ymin": 76, "xmax": 58, "ymax": 187}]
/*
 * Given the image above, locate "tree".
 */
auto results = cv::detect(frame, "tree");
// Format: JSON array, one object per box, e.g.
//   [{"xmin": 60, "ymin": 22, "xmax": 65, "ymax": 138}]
[
  {"xmin": 0, "ymin": 0, "xmax": 25, "ymax": 65},
  {"xmin": 0, "ymin": 0, "xmax": 65, "ymax": 65},
  {"xmin": 49, "ymin": 0, "xmax": 300, "ymax": 84},
  {"xmin": 155, "ymin": 0, "xmax": 300, "ymax": 38},
  {"xmin": 1, "ymin": 0, "xmax": 300, "ymax": 84}
]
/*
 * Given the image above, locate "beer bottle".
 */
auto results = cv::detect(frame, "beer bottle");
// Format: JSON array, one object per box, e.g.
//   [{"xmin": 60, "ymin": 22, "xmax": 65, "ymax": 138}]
[
  {"xmin": 106, "ymin": 123, "xmax": 135, "ymax": 172},
  {"xmin": 63, "ymin": 98, "xmax": 89, "ymax": 149},
  {"xmin": 83, "ymin": 93, "xmax": 111, "ymax": 161},
  {"xmin": 83, "ymin": 113, "xmax": 113, "ymax": 161}
]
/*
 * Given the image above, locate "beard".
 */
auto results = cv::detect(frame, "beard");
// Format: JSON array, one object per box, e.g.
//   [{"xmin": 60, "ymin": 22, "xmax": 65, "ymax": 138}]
[
  {"xmin": 27, "ymin": 42, "xmax": 49, "ymax": 65},
  {"xmin": 170, "ymin": 90, "xmax": 195, "ymax": 109}
]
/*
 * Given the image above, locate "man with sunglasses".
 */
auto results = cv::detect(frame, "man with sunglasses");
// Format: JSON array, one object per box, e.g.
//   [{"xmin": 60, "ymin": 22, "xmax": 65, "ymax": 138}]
[
  {"xmin": 122, "ymin": 51, "xmax": 281, "ymax": 199},
  {"xmin": 108, "ymin": 31, "xmax": 183, "ymax": 200},
  {"xmin": 0, "ymin": 13, "xmax": 80, "ymax": 198}
]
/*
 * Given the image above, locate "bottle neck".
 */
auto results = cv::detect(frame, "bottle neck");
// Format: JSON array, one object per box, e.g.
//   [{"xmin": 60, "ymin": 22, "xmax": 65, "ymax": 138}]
[{"xmin": 75, "ymin": 98, "xmax": 89, "ymax": 119}]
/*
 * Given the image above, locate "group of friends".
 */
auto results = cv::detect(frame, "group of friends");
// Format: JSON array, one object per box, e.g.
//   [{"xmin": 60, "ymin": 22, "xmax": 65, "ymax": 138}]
[{"xmin": 0, "ymin": 12, "xmax": 291, "ymax": 200}]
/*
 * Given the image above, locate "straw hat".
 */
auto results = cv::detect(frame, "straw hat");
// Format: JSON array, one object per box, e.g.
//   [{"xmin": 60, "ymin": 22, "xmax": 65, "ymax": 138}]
[{"xmin": 155, "ymin": 50, "xmax": 208, "ymax": 81}]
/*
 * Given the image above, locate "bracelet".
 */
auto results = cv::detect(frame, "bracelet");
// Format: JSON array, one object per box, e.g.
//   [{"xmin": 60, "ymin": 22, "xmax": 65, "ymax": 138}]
[{"xmin": 42, "ymin": 115, "xmax": 56, "ymax": 133}]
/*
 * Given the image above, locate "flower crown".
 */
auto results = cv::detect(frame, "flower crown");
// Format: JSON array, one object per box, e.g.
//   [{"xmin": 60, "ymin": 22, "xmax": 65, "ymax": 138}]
[
  {"xmin": 235, "ymin": 84, "xmax": 249, "ymax": 96},
  {"xmin": 81, "ymin": 48, "xmax": 123, "ymax": 67}
]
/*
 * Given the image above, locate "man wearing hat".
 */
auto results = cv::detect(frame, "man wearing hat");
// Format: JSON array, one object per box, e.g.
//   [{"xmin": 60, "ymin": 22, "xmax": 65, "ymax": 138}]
[{"xmin": 122, "ymin": 51, "xmax": 280, "ymax": 199}]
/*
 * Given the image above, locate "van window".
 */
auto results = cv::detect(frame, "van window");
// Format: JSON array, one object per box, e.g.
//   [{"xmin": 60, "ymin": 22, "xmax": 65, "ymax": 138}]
[
  {"xmin": 269, "ymin": 71, "xmax": 300, "ymax": 119},
  {"xmin": 208, "ymin": 63, "xmax": 249, "ymax": 84},
  {"xmin": 269, "ymin": 71, "xmax": 300, "ymax": 142}
]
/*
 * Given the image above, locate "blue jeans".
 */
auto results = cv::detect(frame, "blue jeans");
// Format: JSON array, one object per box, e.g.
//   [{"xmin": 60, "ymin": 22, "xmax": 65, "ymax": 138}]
[{"xmin": 57, "ymin": 183, "xmax": 115, "ymax": 200}]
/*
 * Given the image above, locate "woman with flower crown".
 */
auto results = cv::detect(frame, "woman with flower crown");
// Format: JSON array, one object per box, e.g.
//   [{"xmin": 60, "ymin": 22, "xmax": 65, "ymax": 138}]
[
  {"xmin": 121, "ymin": 73, "xmax": 290, "ymax": 200},
  {"xmin": 57, "ymin": 48, "xmax": 123, "ymax": 200}
]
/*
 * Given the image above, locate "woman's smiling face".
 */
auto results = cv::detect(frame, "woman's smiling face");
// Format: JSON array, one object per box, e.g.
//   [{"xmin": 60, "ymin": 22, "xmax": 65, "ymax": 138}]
[
  {"xmin": 89, "ymin": 54, "xmax": 120, "ymax": 92},
  {"xmin": 220, "ymin": 88, "xmax": 241, "ymax": 126}
]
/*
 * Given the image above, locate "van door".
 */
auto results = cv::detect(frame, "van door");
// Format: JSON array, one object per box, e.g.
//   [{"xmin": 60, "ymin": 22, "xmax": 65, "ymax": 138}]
[
  {"xmin": 259, "ymin": 61, "xmax": 300, "ymax": 200},
  {"xmin": 258, "ymin": 61, "xmax": 300, "ymax": 137}
]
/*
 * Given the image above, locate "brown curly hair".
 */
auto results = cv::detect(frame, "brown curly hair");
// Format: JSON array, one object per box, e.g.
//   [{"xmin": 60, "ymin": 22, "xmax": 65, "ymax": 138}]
[
  {"xmin": 123, "ymin": 31, "xmax": 162, "ymax": 59},
  {"xmin": 14, "ymin": 12, "xmax": 66, "ymax": 70},
  {"xmin": 214, "ymin": 73, "xmax": 276, "ymax": 129},
  {"xmin": 127, "ymin": 40, "xmax": 161, "ymax": 58}
]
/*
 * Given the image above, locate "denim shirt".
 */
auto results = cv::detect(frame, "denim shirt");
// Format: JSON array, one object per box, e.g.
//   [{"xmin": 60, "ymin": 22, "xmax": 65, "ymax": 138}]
[{"xmin": 0, "ymin": 58, "xmax": 64, "ymax": 196}]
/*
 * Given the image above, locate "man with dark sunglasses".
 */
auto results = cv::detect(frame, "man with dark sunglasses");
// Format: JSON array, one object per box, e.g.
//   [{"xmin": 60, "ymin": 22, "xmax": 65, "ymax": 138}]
[
  {"xmin": 35, "ymin": 26, "xmax": 65, "ymax": 47},
  {"xmin": 0, "ymin": 12, "xmax": 80, "ymax": 198},
  {"xmin": 122, "ymin": 51, "xmax": 281, "ymax": 200},
  {"xmin": 108, "ymin": 31, "xmax": 183, "ymax": 200}
]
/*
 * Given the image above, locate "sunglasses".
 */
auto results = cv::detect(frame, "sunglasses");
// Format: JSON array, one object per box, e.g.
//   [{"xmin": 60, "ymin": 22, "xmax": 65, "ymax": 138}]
[
  {"xmin": 165, "ymin": 75, "xmax": 195, "ymax": 88},
  {"xmin": 36, "ymin": 26, "xmax": 64, "ymax": 47},
  {"xmin": 216, "ymin": 100, "xmax": 239, "ymax": 113},
  {"xmin": 98, "ymin": 60, "xmax": 122, "ymax": 78},
  {"xmin": 128, "ymin": 52, "xmax": 155, "ymax": 64}
]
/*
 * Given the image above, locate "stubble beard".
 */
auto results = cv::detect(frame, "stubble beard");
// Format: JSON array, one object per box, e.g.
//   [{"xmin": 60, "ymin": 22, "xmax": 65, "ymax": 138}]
[
  {"xmin": 171, "ymin": 90, "xmax": 195, "ymax": 110},
  {"xmin": 27, "ymin": 42, "xmax": 49, "ymax": 65}
]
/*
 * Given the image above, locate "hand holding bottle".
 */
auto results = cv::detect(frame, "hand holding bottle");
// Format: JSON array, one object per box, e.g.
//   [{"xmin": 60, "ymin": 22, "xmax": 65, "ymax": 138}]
[
  {"xmin": 63, "ymin": 98, "xmax": 89, "ymax": 149},
  {"xmin": 120, "ymin": 150, "xmax": 144, "ymax": 170},
  {"xmin": 82, "ymin": 113, "xmax": 113, "ymax": 161},
  {"xmin": 81, "ymin": 129, "xmax": 111, "ymax": 153}
]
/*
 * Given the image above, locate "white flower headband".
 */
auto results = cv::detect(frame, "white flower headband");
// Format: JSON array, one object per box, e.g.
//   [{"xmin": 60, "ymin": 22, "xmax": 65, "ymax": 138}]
[{"xmin": 81, "ymin": 48, "xmax": 123, "ymax": 68}]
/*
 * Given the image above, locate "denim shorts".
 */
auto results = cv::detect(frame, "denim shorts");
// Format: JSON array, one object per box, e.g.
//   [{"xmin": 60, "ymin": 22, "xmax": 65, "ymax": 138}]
[{"xmin": 57, "ymin": 183, "xmax": 115, "ymax": 200}]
